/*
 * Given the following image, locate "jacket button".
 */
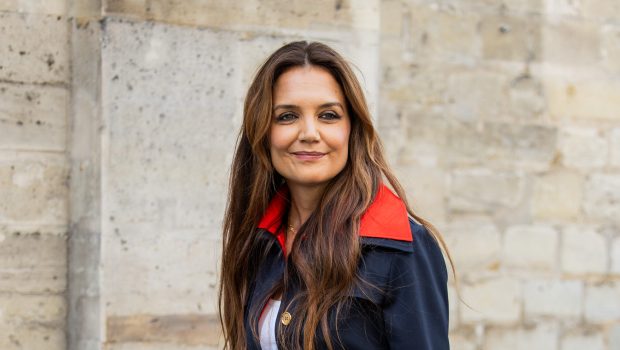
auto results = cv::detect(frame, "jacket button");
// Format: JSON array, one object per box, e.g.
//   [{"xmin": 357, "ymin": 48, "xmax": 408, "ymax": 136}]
[{"xmin": 281, "ymin": 311, "xmax": 292, "ymax": 326}]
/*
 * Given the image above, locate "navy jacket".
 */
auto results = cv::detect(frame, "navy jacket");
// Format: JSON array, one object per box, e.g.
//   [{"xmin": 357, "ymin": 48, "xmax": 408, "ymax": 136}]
[{"xmin": 244, "ymin": 184, "xmax": 450, "ymax": 349}]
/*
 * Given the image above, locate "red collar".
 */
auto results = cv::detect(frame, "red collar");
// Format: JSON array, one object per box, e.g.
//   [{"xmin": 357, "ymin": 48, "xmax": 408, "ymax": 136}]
[{"xmin": 258, "ymin": 183, "xmax": 412, "ymax": 249}]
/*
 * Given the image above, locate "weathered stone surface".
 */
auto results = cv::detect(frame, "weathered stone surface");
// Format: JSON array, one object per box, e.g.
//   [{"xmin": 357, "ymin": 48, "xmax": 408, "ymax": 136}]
[
  {"xmin": 611, "ymin": 128, "xmax": 620, "ymax": 167},
  {"xmin": 448, "ymin": 330, "xmax": 477, "ymax": 350},
  {"xmin": 503, "ymin": 225, "xmax": 558, "ymax": 271},
  {"xmin": 601, "ymin": 24, "xmax": 620, "ymax": 74},
  {"xmin": 531, "ymin": 169, "xmax": 583, "ymax": 220},
  {"xmin": 479, "ymin": 15, "xmax": 541, "ymax": 62},
  {"xmin": 546, "ymin": 78, "xmax": 620, "ymax": 120},
  {"xmin": 395, "ymin": 165, "xmax": 447, "ymax": 224},
  {"xmin": 105, "ymin": 224, "xmax": 219, "ymax": 315},
  {"xmin": 0, "ymin": 293, "xmax": 65, "ymax": 325},
  {"xmin": 0, "ymin": 12, "xmax": 69, "ymax": 83},
  {"xmin": 523, "ymin": 279, "xmax": 582, "ymax": 318},
  {"xmin": 561, "ymin": 226, "xmax": 607, "ymax": 275},
  {"xmin": 461, "ymin": 277, "xmax": 521, "ymax": 324},
  {"xmin": 445, "ymin": 69, "xmax": 509, "ymax": 122},
  {"xmin": 584, "ymin": 282, "xmax": 620, "ymax": 323},
  {"xmin": 484, "ymin": 323, "xmax": 559, "ymax": 350},
  {"xmin": 0, "ymin": 229, "xmax": 66, "ymax": 293},
  {"xmin": 104, "ymin": 0, "xmax": 146, "ymax": 17},
  {"xmin": 583, "ymin": 173, "xmax": 620, "ymax": 222},
  {"xmin": 404, "ymin": 5, "xmax": 480, "ymax": 63},
  {"xmin": 144, "ymin": 0, "xmax": 379, "ymax": 31},
  {"xmin": 558, "ymin": 127, "xmax": 607, "ymax": 168},
  {"xmin": 609, "ymin": 323, "xmax": 620, "ymax": 350},
  {"xmin": 612, "ymin": 237, "xmax": 620, "ymax": 274},
  {"xmin": 0, "ymin": 153, "xmax": 68, "ymax": 225},
  {"xmin": 561, "ymin": 330, "xmax": 605, "ymax": 350},
  {"xmin": 448, "ymin": 169, "xmax": 526, "ymax": 214},
  {"xmin": 106, "ymin": 313, "xmax": 220, "ymax": 347},
  {"xmin": 0, "ymin": 0, "xmax": 67, "ymax": 15},
  {"xmin": 0, "ymin": 324, "xmax": 65, "ymax": 350},
  {"xmin": 442, "ymin": 219, "xmax": 501, "ymax": 272},
  {"xmin": 541, "ymin": 20, "xmax": 600, "ymax": 66},
  {"xmin": 446, "ymin": 121, "xmax": 557, "ymax": 167},
  {"xmin": 0, "ymin": 82, "xmax": 67, "ymax": 151}
]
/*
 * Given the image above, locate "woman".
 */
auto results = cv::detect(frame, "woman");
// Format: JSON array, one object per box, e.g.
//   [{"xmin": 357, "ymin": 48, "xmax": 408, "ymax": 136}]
[{"xmin": 219, "ymin": 41, "xmax": 452, "ymax": 350}]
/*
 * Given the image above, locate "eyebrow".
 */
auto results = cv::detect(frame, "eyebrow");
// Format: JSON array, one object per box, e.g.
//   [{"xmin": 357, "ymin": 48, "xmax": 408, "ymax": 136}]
[{"xmin": 273, "ymin": 102, "xmax": 345, "ymax": 111}]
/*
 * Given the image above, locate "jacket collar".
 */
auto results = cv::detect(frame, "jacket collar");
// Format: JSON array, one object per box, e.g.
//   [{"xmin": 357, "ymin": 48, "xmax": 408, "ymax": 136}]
[{"xmin": 257, "ymin": 183, "xmax": 413, "ymax": 252}]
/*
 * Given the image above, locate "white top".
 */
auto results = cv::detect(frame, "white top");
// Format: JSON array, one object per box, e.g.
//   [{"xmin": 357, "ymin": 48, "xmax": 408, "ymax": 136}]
[{"xmin": 259, "ymin": 298, "xmax": 281, "ymax": 350}]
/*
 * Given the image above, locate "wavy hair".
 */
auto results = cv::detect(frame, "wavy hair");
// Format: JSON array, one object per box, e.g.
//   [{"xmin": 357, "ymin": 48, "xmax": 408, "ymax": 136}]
[{"xmin": 219, "ymin": 41, "xmax": 453, "ymax": 349}]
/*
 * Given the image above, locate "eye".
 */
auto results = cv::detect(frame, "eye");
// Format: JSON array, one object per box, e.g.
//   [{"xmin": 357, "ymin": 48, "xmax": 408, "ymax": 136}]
[
  {"xmin": 275, "ymin": 112, "xmax": 297, "ymax": 122},
  {"xmin": 320, "ymin": 111, "xmax": 341, "ymax": 121}
]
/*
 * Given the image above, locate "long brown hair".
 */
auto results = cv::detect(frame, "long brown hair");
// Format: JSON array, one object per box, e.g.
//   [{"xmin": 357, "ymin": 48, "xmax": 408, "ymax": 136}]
[{"xmin": 219, "ymin": 41, "xmax": 454, "ymax": 349}]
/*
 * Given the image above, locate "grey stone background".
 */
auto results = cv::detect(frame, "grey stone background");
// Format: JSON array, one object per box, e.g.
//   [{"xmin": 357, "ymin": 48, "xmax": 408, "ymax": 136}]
[{"xmin": 0, "ymin": 0, "xmax": 619, "ymax": 349}]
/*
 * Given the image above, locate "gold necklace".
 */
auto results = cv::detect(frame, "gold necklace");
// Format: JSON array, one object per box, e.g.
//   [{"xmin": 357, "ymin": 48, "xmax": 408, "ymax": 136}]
[{"xmin": 288, "ymin": 224, "xmax": 296, "ymax": 234}]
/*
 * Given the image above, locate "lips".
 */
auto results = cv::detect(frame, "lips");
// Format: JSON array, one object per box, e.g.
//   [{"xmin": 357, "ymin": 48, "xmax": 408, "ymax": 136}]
[{"xmin": 291, "ymin": 151, "xmax": 326, "ymax": 160}]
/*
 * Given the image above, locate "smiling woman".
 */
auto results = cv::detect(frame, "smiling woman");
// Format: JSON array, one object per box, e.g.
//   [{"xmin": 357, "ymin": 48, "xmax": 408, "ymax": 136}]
[{"xmin": 219, "ymin": 41, "xmax": 453, "ymax": 350}]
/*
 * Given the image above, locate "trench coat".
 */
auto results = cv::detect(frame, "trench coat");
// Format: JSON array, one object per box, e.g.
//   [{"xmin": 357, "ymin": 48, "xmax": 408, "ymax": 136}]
[{"xmin": 243, "ymin": 184, "xmax": 450, "ymax": 349}]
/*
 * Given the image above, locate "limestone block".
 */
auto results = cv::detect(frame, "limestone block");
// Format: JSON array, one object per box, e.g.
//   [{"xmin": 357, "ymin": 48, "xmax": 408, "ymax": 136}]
[
  {"xmin": 395, "ymin": 165, "xmax": 446, "ymax": 224},
  {"xmin": 380, "ymin": 1, "xmax": 403, "ymax": 36},
  {"xmin": 609, "ymin": 323, "xmax": 620, "ymax": 350},
  {"xmin": 101, "ymin": 19, "xmax": 243, "ymax": 227},
  {"xmin": 448, "ymin": 169, "xmax": 525, "ymax": 214},
  {"xmin": 104, "ymin": 224, "xmax": 219, "ymax": 315},
  {"xmin": 561, "ymin": 226, "xmax": 607, "ymax": 275},
  {"xmin": 561, "ymin": 330, "xmax": 605, "ymax": 350},
  {"xmin": 523, "ymin": 279, "xmax": 582, "ymax": 318},
  {"xmin": 106, "ymin": 313, "xmax": 220, "ymax": 347},
  {"xmin": 448, "ymin": 285, "xmax": 458, "ymax": 331},
  {"xmin": 446, "ymin": 121, "xmax": 557, "ymax": 167},
  {"xmin": 581, "ymin": 0, "xmax": 620, "ymax": 22},
  {"xmin": 543, "ymin": 0, "xmax": 581, "ymax": 17},
  {"xmin": 508, "ymin": 73, "xmax": 546, "ymax": 120},
  {"xmin": 448, "ymin": 330, "xmax": 477, "ymax": 350},
  {"xmin": 0, "ymin": 153, "xmax": 68, "ymax": 225},
  {"xmin": 399, "ymin": 108, "xmax": 449, "ymax": 167},
  {"xmin": 479, "ymin": 15, "xmax": 541, "ymax": 62},
  {"xmin": 545, "ymin": 78, "xmax": 620, "ymax": 120},
  {"xmin": 461, "ymin": 277, "xmax": 521, "ymax": 324},
  {"xmin": 0, "ymin": 324, "xmax": 65, "ymax": 350},
  {"xmin": 503, "ymin": 225, "xmax": 558, "ymax": 271},
  {"xmin": 531, "ymin": 169, "xmax": 583, "ymax": 220},
  {"xmin": 0, "ymin": 229, "xmax": 67, "ymax": 293},
  {"xmin": 404, "ymin": 4, "xmax": 480, "ymax": 62},
  {"xmin": 584, "ymin": 282, "xmax": 620, "ymax": 323},
  {"xmin": 0, "ymin": 12, "xmax": 69, "ymax": 83},
  {"xmin": 0, "ymin": 0, "xmax": 67, "ymax": 15},
  {"xmin": 484, "ymin": 323, "xmax": 559, "ymax": 350},
  {"xmin": 612, "ymin": 238, "xmax": 620, "ymax": 274},
  {"xmin": 443, "ymin": 219, "xmax": 501, "ymax": 272},
  {"xmin": 610, "ymin": 128, "xmax": 620, "ymax": 167},
  {"xmin": 104, "ymin": 0, "xmax": 146, "ymax": 17},
  {"xmin": 541, "ymin": 20, "xmax": 600, "ymax": 66},
  {"xmin": 0, "ymin": 293, "xmax": 65, "ymax": 325},
  {"xmin": 601, "ymin": 24, "xmax": 620, "ymax": 75},
  {"xmin": 146, "ymin": 0, "xmax": 380, "ymax": 31},
  {"xmin": 583, "ymin": 173, "xmax": 620, "ymax": 222},
  {"xmin": 445, "ymin": 69, "xmax": 509, "ymax": 122},
  {"xmin": 558, "ymin": 127, "xmax": 607, "ymax": 168},
  {"xmin": 0, "ymin": 82, "xmax": 67, "ymax": 151}
]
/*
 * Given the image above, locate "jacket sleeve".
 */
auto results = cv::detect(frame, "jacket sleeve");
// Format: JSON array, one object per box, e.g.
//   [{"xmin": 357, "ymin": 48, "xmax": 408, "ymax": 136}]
[{"xmin": 382, "ymin": 222, "xmax": 450, "ymax": 349}]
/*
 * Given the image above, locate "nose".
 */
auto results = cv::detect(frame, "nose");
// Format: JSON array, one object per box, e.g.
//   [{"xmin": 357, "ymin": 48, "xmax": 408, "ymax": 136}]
[{"xmin": 298, "ymin": 116, "xmax": 320, "ymax": 142}]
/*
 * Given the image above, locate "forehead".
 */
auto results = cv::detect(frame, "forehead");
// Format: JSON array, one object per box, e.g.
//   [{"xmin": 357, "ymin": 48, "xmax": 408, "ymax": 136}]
[{"xmin": 273, "ymin": 65, "xmax": 345, "ymax": 104}]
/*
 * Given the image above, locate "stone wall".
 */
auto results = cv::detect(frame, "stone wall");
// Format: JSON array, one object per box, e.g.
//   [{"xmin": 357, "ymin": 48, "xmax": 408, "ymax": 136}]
[
  {"xmin": 0, "ymin": 1, "xmax": 70, "ymax": 349},
  {"xmin": 379, "ymin": 0, "xmax": 620, "ymax": 349},
  {"xmin": 0, "ymin": 0, "xmax": 618, "ymax": 349}
]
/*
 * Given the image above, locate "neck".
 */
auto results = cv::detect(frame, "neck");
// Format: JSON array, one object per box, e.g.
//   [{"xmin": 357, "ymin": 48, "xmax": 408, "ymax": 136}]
[{"xmin": 287, "ymin": 182, "xmax": 326, "ymax": 228}]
